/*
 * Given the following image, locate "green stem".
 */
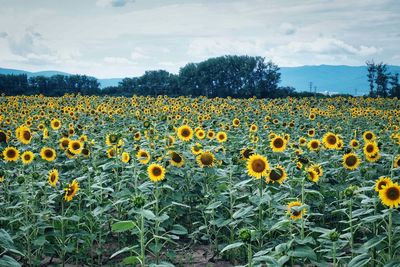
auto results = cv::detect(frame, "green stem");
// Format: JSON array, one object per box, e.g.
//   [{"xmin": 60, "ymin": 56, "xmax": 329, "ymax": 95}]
[
  {"xmin": 349, "ymin": 198, "xmax": 353, "ymax": 258},
  {"xmin": 300, "ymin": 178, "xmax": 305, "ymax": 240},
  {"xmin": 258, "ymin": 178, "xmax": 263, "ymax": 247},
  {"xmin": 332, "ymin": 241, "xmax": 337, "ymax": 267},
  {"xmin": 247, "ymin": 243, "xmax": 253, "ymax": 267},
  {"xmin": 61, "ymin": 200, "xmax": 65, "ymax": 267},
  {"xmin": 154, "ymin": 184, "xmax": 160, "ymax": 264},
  {"xmin": 388, "ymin": 208, "xmax": 393, "ymax": 261},
  {"xmin": 140, "ymin": 211, "xmax": 146, "ymax": 267}
]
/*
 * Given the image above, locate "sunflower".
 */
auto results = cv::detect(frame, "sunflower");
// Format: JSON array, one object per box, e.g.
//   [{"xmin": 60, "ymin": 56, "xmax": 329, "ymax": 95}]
[
  {"xmin": 166, "ymin": 135, "xmax": 175, "ymax": 147},
  {"xmin": 121, "ymin": 152, "xmax": 130, "ymax": 163},
  {"xmin": 68, "ymin": 140, "xmax": 83, "ymax": 155},
  {"xmin": 48, "ymin": 169, "xmax": 59, "ymax": 187},
  {"xmin": 363, "ymin": 131, "xmax": 376, "ymax": 142},
  {"xmin": 379, "ymin": 182, "xmax": 400, "ymax": 208},
  {"xmin": 375, "ymin": 176, "xmax": 392, "ymax": 192},
  {"xmin": 322, "ymin": 132, "xmax": 338, "ymax": 149},
  {"xmin": 136, "ymin": 149, "xmax": 151, "ymax": 164},
  {"xmin": 247, "ymin": 154, "xmax": 269, "ymax": 179},
  {"xmin": 306, "ymin": 167, "xmax": 319, "ymax": 182},
  {"xmin": 299, "ymin": 137, "xmax": 307, "ymax": 146},
  {"xmin": 311, "ymin": 163, "xmax": 323, "ymax": 177},
  {"xmin": 191, "ymin": 143, "xmax": 203, "ymax": 155},
  {"xmin": 307, "ymin": 129, "xmax": 315, "ymax": 137},
  {"xmin": 107, "ymin": 147, "xmax": 117, "ymax": 158},
  {"xmin": 216, "ymin": 131, "xmax": 227, "ymax": 143},
  {"xmin": 3, "ymin": 147, "xmax": 20, "ymax": 162},
  {"xmin": 196, "ymin": 129, "xmax": 205, "ymax": 140},
  {"xmin": 307, "ymin": 139, "xmax": 320, "ymax": 151},
  {"xmin": 106, "ymin": 134, "xmax": 119, "ymax": 146},
  {"xmin": 350, "ymin": 139, "xmax": 360, "ymax": 148},
  {"xmin": 196, "ymin": 151, "xmax": 215, "ymax": 168},
  {"xmin": 266, "ymin": 165, "xmax": 287, "ymax": 184},
  {"xmin": 176, "ymin": 125, "xmax": 193, "ymax": 142},
  {"xmin": 59, "ymin": 137, "xmax": 70, "ymax": 150},
  {"xmin": 64, "ymin": 179, "xmax": 80, "ymax": 202},
  {"xmin": 363, "ymin": 141, "xmax": 379, "ymax": 156},
  {"xmin": 17, "ymin": 125, "xmax": 32, "ymax": 145},
  {"xmin": 40, "ymin": 147, "xmax": 56, "ymax": 162},
  {"xmin": 148, "ymin": 164, "xmax": 166, "ymax": 182},
  {"xmin": 21, "ymin": 151, "xmax": 34, "ymax": 164},
  {"xmin": 270, "ymin": 136, "xmax": 287, "ymax": 152},
  {"xmin": 343, "ymin": 153, "xmax": 361, "ymax": 170},
  {"xmin": 82, "ymin": 148, "xmax": 90, "ymax": 158},
  {"xmin": 296, "ymin": 162, "xmax": 303, "ymax": 170},
  {"xmin": 232, "ymin": 118, "xmax": 240, "ymax": 127},
  {"xmin": 51, "ymin": 119, "xmax": 61, "ymax": 130},
  {"xmin": 134, "ymin": 132, "xmax": 141, "ymax": 141},
  {"xmin": 240, "ymin": 148, "xmax": 254, "ymax": 160},
  {"xmin": 394, "ymin": 155, "xmax": 400, "ymax": 168},
  {"xmin": 207, "ymin": 130, "xmax": 215, "ymax": 139},
  {"xmin": 366, "ymin": 152, "xmax": 381, "ymax": 163},
  {"xmin": 0, "ymin": 130, "xmax": 9, "ymax": 143},
  {"xmin": 169, "ymin": 151, "xmax": 184, "ymax": 167},
  {"xmin": 287, "ymin": 201, "xmax": 306, "ymax": 220},
  {"xmin": 249, "ymin": 124, "xmax": 258, "ymax": 132}
]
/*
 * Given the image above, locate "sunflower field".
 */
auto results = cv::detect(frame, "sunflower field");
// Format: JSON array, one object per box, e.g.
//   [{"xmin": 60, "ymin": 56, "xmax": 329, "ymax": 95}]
[{"xmin": 0, "ymin": 94, "xmax": 400, "ymax": 267}]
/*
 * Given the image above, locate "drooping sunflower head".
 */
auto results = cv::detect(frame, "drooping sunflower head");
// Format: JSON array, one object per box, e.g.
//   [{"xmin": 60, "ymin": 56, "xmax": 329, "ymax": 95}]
[
  {"xmin": 177, "ymin": 125, "xmax": 193, "ymax": 142},
  {"xmin": 196, "ymin": 151, "xmax": 215, "ymax": 168},
  {"xmin": 170, "ymin": 151, "xmax": 184, "ymax": 167},
  {"xmin": 366, "ymin": 151, "xmax": 381, "ymax": 163},
  {"xmin": 106, "ymin": 134, "xmax": 119, "ymax": 146},
  {"xmin": 323, "ymin": 132, "xmax": 338, "ymax": 149},
  {"xmin": 21, "ymin": 151, "xmax": 34, "ymax": 165},
  {"xmin": 191, "ymin": 143, "xmax": 203, "ymax": 155},
  {"xmin": 48, "ymin": 169, "xmax": 59, "ymax": 187},
  {"xmin": 216, "ymin": 131, "xmax": 227, "ymax": 143},
  {"xmin": 40, "ymin": 147, "xmax": 56, "ymax": 162},
  {"xmin": 375, "ymin": 176, "xmax": 392, "ymax": 192},
  {"xmin": 107, "ymin": 147, "xmax": 117, "ymax": 158},
  {"xmin": 136, "ymin": 149, "xmax": 151, "ymax": 164},
  {"xmin": 342, "ymin": 153, "xmax": 361, "ymax": 170},
  {"xmin": 310, "ymin": 164, "xmax": 323, "ymax": 177},
  {"xmin": 121, "ymin": 152, "xmax": 130, "ymax": 163},
  {"xmin": 166, "ymin": 135, "xmax": 175, "ymax": 147},
  {"xmin": 68, "ymin": 140, "xmax": 83, "ymax": 155},
  {"xmin": 306, "ymin": 168, "xmax": 319, "ymax": 183},
  {"xmin": 392, "ymin": 155, "xmax": 400, "ymax": 168},
  {"xmin": 148, "ymin": 164, "xmax": 166, "ymax": 182},
  {"xmin": 270, "ymin": 136, "xmax": 287, "ymax": 152},
  {"xmin": 240, "ymin": 148, "xmax": 254, "ymax": 160},
  {"xmin": 0, "ymin": 130, "xmax": 9, "ymax": 143},
  {"xmin": 3, "ymin": 147, "xmax": 20, "ymax": 162},
  {"xmin": 363, "ymin": 131, "xmax": 376, "ymax": 142},
  {"xmin": 266, "ymin": 165, "xmax": 287, "ymax": 184},
  {"xmin": 287, "ymin": 201, "xmax": 306, "ymax": 220},
  {"xmin": 64, "ymin": 179, "xmax": 80, "ymax": 202},
  {"xmin": 247, "ymin": 154, "xmax": 269, "ymax": 179},
  {"xmin": 379, "ymin": 182, "xmax": 400, "ymax": 208}
]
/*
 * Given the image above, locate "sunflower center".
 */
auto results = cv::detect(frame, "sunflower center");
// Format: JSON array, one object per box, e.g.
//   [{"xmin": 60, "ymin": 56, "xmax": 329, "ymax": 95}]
[
  {"xmin": 72, "ymin": 142, "xmax": 81, "ymax": 150},
  {"xmin": 378, "ymin": 181, "xmax": 387, "ymax": 190},
  {"xmin": 7, "ymin": 149, "xmax": 16, "ymax": 158},
  {"xmin": 54, "ymin": 121, "xmax": 60, "ymax": 127},
  {"xmin": 269, "ymin": 169, "xmax": 282, "ymax": 181},
  {"xmin": 252, "ymin": 159, "xmax": 266, "ymax": 173},
  {"xmin": 292, "ymin": 210, "xmax": 301, "ymax": 216},
  {"xmin": 23, "ymin": 131, "xmax": 31, "ymax": 140},
  {"xmin": 386, "ymin": 187, "xmax": 400, "ymax": 200},
  {"xmin": 243, "ymin": 149, "xmax": 254, "ymax": 159},
  {"xmin": 201, "ymin": 154, "xmax": 213, "ymax": 166},
  {"xmin": 273, "ymin": 138, "xmax": 284, "ymax": 148},
  {"xmin": 365, "ymin": 133, "xmax": 373, "ymax": 140},
  {"xmin": 0, "ymin": 132, "xmax": 6, "ymax": 142},
  {"xmin": 366, "ymin": 145, "xmax": 374, "ymax": 153},
  {"xmin": 24, "ymin": 154, "xmax": 31, "ymax": 161},
  {"xmin": 327, "ymin": 135, "xmax": 337, "ymax": 145},
  {"xmin": 152, "ymin": 167, "xmax": 162, "ymax": 176},
  {"xmin": 345, "ymin": 155, "xmax": 357, "ymax": 166},
  {"xmin": 45, "ymin": 149, "xmax": 54, "ymax": 158},
  {"xmin": 172, "ymin": 153, "xmax": 182, "ymax": 163},
  {"xmin": 181, "ymin": 129, "xmax": 190, "ymax": 137},
  {"xmin": 311, "ymin": 142, "xmax": 318, "ymax": 149},
  {"xmin": 50, "ymin": 174, "xmax": 56, "ymax": 182}
]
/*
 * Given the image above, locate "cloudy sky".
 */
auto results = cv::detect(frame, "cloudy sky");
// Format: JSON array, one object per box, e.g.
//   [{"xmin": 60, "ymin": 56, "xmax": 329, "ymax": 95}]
[{"xmin": 0, "ymin": 0, "xmax": 399, "ymax": 78}]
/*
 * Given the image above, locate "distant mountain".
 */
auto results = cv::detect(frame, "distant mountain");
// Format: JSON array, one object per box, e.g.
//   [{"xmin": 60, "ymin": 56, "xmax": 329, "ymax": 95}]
[
  {"xmin": 280, "ymin": 65, "xmax": 400, "ymax": 95},
  {"xmin": 2, "ymin": 65, "xmax": 400, "ymax": 94}
]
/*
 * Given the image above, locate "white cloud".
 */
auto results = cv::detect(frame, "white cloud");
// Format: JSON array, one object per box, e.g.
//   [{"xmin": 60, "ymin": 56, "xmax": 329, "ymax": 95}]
[
  {"xmin": 130, "ymin": 47, "xmax": 150, "ymax": 60},
  {"xmin": 96, "ymin": 0, "xmax": 135, "ymax": 7},
  {"xmin": 104, "ymin": 56, "xmax": 137, "ymax": 65}
]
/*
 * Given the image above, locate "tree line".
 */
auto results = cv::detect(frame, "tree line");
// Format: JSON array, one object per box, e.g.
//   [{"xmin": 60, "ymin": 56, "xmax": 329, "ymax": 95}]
[{"xmin": 366, "ymin": 60, "xmax": 400, "ymax": 97}]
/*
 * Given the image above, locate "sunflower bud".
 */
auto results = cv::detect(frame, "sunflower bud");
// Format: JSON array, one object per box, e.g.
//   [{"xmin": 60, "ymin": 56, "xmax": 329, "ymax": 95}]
[
  {"xmin": 238, "ymin": 228, "xmax": 252, "ymax": 243},
  {"xmin": 344, "ymin": 185, "xmax": 359, "ymax": 198},
  {"xmin": 132, "ymin": 195, "xmax": 146, "ymax": 209},
  {"xmin": 329, "ymin": 231, "xmax": 340, "ymax": 242}
]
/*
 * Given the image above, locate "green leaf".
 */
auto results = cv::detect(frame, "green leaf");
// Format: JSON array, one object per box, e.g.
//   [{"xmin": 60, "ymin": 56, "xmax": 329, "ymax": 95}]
[
  {"xmin": 360, "ymin": 235, "xmax": 385, "ymax": 250},
  {"xmin": 220, "ymin": 242, "xmax": 244, "ymax": 254},
  {"xmin": 170, "ymin": 224, "xmax": 188, "ymax": 235},
  {"xmin": 288, "ymin": 245, "xmax": 317, "ymax": 261},
  {"xmin": 110, "ymin": 246, "xmax": 137, "ymax": 259},
  {"xmin": 0, "ymin": 229, "xmax": 14, "ymax": 249},
  {"xmin": 122, "ymin": 256, "xmax": 139, "ymax": 265},
  {"xmin": 232, "ymin": 206, "xmax": 253, "ymax": 219},
  {"xmin": 0, "ymin": 256, "xmax": 21, "ymax": 267},
  {"xmin": 348, "ymin": 254, "xmax": 371, "ymax": 267},
  {"xmin": 112, "ymin": 221, "xmax": 136, "ymax": 232},
  {"xmin": 141, "ymin": 209, "xmax": 156, "ymax": 220}
]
